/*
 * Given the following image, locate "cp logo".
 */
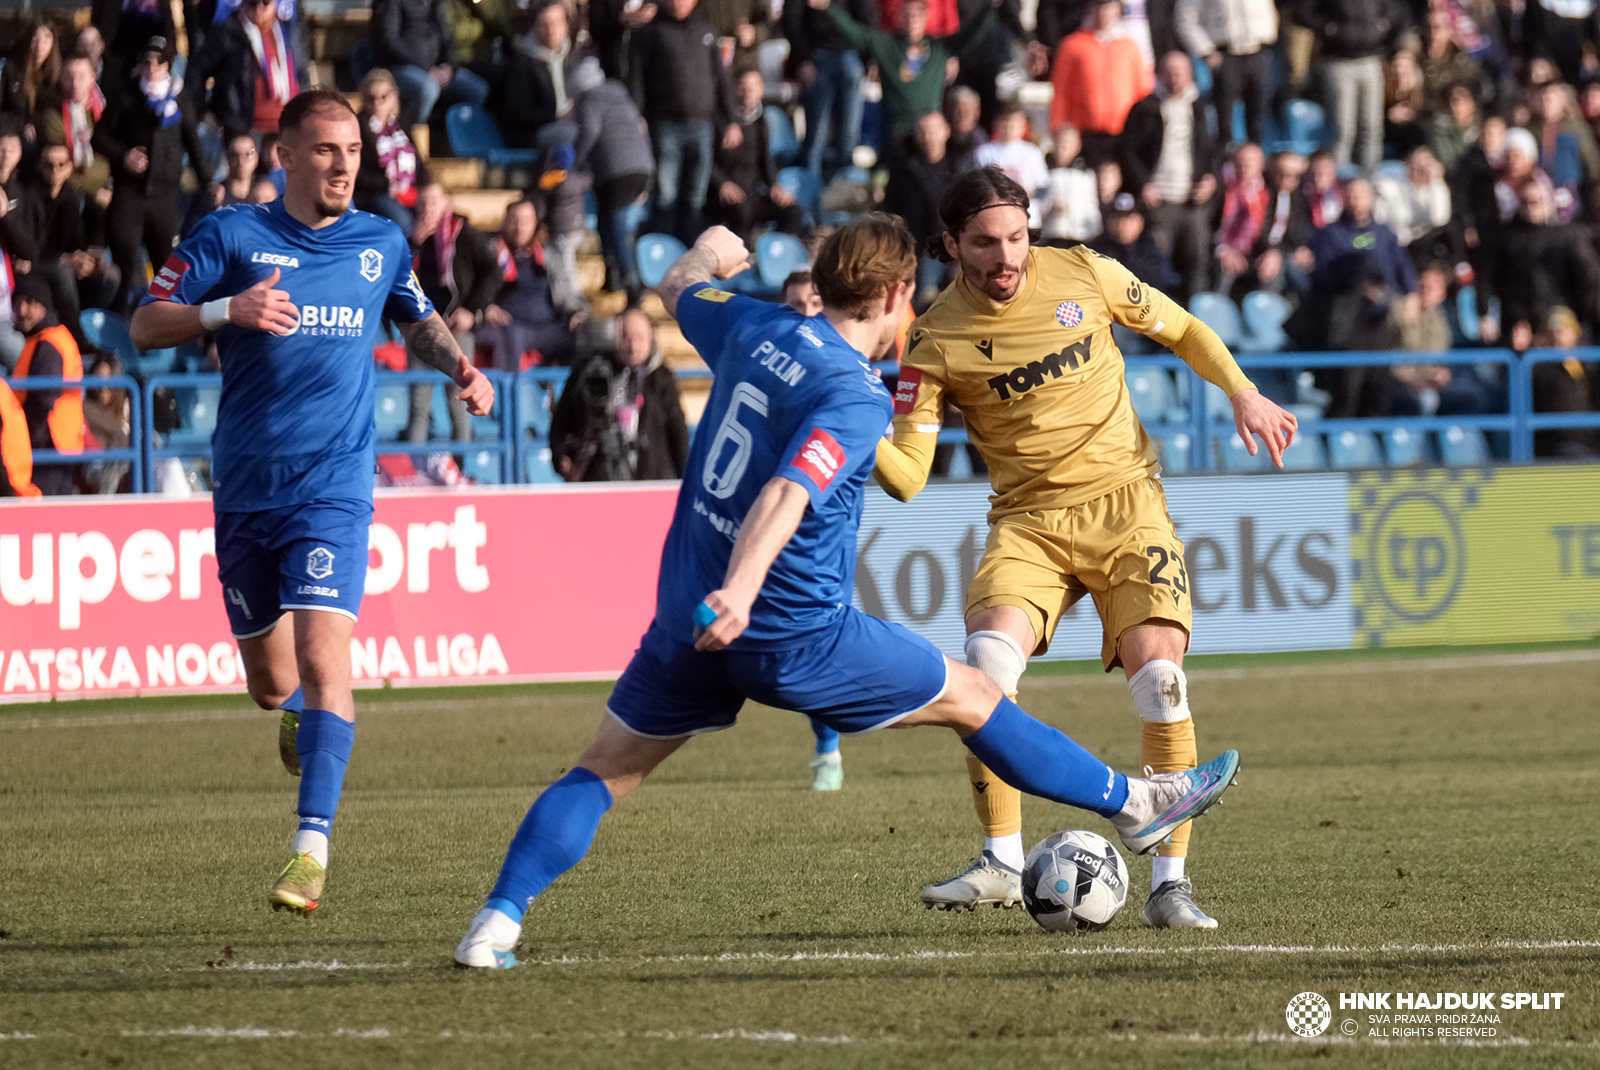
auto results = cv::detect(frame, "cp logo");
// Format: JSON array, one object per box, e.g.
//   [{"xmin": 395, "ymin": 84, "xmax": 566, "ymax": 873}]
[{"xmin": 1369, "ymin": 491, "xmax": 1464, "ymax": 622}]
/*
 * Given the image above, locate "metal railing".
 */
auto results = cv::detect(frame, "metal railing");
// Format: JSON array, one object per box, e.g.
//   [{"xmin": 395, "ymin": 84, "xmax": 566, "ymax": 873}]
[
  {"xmin": 13, "ymin": 348, "xmax": 1598, "ymax": 495},
  {"xmin": 4, "ymin": 374, "xmax": 144, "ymax": 493}
]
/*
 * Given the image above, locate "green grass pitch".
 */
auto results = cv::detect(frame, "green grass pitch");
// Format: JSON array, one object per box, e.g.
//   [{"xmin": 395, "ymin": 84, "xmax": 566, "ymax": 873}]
[{"xmin": 2, "ymin": 644, "xmax": 1597, "ymax": 1069}]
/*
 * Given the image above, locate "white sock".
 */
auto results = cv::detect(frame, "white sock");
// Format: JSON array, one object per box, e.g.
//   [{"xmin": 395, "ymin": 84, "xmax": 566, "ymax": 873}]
[
  {"xmin": 291, "ymin": 829, "xmax": 329, "ymax": 868},
  {"xmin": 812, "ymin": 750, "xmax": 841, "ymax": 766},
  {"xmin": 1151, "ymin": 854, "xmax": 1185, "ymax": 888},
  {"xmin": 986, "ymin": 833, "xmax": 1025, "ymax": 872},
  {"xmin": 471, "ymin": 907, "xmax": 523, "ymax": 949}
]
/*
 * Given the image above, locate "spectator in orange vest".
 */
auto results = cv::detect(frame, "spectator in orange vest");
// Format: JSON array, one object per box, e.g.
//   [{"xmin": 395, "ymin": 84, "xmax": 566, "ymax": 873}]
[
  {"xmin": 0, "ymin": 379, "xmax": 41, "ymax": 496},
  {"xmin": 1049, "ymin": 0, "xmax": 1153, "ymax": 168},
  {"xmin": 10, "ymin": 272, "xmax": 83, "ymax": 495}
]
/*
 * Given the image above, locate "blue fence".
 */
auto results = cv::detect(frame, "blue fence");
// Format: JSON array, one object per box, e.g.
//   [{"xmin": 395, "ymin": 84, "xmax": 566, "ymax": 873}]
[
  {"xmin": 11, "ymin": 350, "xmax": 1600, "ymax": 494},
  {"xmin": 6, "ymin": 375, "xmax": 145, "ymax": 492}
]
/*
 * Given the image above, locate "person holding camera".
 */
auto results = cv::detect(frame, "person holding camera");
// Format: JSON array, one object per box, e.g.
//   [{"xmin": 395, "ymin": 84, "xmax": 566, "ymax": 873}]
[{"xmin": 548, "ymin": 306, "xmax": 688, "ymax": 481}]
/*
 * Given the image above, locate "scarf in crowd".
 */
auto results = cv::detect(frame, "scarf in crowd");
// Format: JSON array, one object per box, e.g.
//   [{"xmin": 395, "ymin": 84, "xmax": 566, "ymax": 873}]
[
  {"xmin": 244, "ymin": 17, "xmax": 298, "ymax": 105},
  {"xmin": 215, "ymin": 0, "xmax": 296, "ymax": 23},
  {"xmin": 62, "ymin": 87, "xmax": 105, "ymax": 169},
  {"xmin": 141, "ymin": 74, "xmax": 183, "ymax": 129},
  {"xmin": 432, "ymin": 213, "xmax": 465, "ymax": 297},
  {"xmin": 368, "ymin": 113, "xmax": 419, "ymax": 203},
  {"xmin": 493, "ymin": 235, "xmax": 544, "ymax": 283},
  {"xmin": 1216, "ymin": 177, "xmax": 1269, "ymax": 255}
]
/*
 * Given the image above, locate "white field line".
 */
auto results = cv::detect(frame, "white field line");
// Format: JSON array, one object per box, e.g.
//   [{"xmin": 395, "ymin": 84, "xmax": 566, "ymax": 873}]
[
  {"xmin": 0, "ymin": 699, "xmax": 472, "ymax": 731},
  {"xmin": 186, "ymin": 960, "xmax": 405, "ymax": 972}
]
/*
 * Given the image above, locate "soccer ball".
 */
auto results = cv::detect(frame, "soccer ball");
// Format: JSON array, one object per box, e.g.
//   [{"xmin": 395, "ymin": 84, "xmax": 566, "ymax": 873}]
[{"xmin": 1021, "ymin": 830, "xmax": 1129, "ymax": 933}]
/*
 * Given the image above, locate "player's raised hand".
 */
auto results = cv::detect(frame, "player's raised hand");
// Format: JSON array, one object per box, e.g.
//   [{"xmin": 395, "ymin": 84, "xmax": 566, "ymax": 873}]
[
  {"xmin": 1231, "ymin": 387, "xmax": 1297, "ymax": 468},
  {"xmin": 230, "ymin": 267, "xmax": 300, "ymax": 335},
  {"xmin": 693, "ymin": 591, "xmax": 752, "ymax": 652},
  {"xmin": 455, "ymin": 363, "xmax": 496, "ymax": 416},
  {"xmin": 694, "ymin": 225, "xmax": 752, "ymax": 280}
]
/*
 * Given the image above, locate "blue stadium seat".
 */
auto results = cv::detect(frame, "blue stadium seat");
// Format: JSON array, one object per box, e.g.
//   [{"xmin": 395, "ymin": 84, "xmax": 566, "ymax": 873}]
[
  {"xmin": 637, "ymin": 233, "xmax": 688, "ymax": 289},
  {"xmin": 1328, "ymin": 429, "xmax": 1382, "ymax": 468},
  {"xmin": 1280, "ymin": 99, "xmax": 1327, "ymax": 155},
  {"xmin": 1125, "ymin": 367, "xmax": 1180, "ymax": 423},
  {"xmin": 1239, "ymin": 290, "xmax": 1292, "ymax": 353},
  {"xmin": 1439, "ymin": 424, "xmax": 1489, "ymax": 465},
  {"xmin": 756, "ymin": 231, "xmax": 810, "ymax": 291},
  {"xmin": 464, "ymin": 449, "xmax": 503, "ymax": 485},
  {"xmin": 1383, "ymin": 426, "xmax": 1426, "ymax": 465},
  {"xmin": 758, "ymin": 38, "xmax": 795, "ymax": 105},
  {"xmin": 776, "ymin": 166, "xmax": 823, "ymax": 227},
  {"xmin": 375, "ymin": 383, "xmax": 409, "ymax": 440},
  {"xmin": 765, "ymin": 106, "xmax": 800, "ymax": 168},
  {"xmin": 1373, "ymin": 159, "xmax": 1408, "ymax": 186},
  {"xmin": 1158, "ymin": 432, "xmax": 1194, "ymax": 474},
  {"xmin": 80, "ymin": 308, "xmax": 177, "ymax": 378},
  {"xmin": 524, "ymin": 446, "xmax": 562, "ymax": 483},
  {"xmin": 1204, "ymin": 380, "xmax": 1234, "ymax": 421},
  {"xmin": 445, "ymin": 104, "xmax": 539, "ymax": 168},
  {"xmin": 166, "ymin": 386, "xmax": 220, "ymax": 447},
  {"xmin": 1279, "ymin": 430, "xmax": 1327, "ymax": 470},
  {"xmin": 1219, "ymin": 430, "xmax": 1273, "ymax": 471},
  {"xmin": 1188, "ymin": 292, "xmax": 1243, "ymax": 348}
]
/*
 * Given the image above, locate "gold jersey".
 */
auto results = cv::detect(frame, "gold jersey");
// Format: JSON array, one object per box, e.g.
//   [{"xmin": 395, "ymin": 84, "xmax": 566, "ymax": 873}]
[{"xmin": 892, "ymin": 245, "xmax": 1252, "ymax": 515}]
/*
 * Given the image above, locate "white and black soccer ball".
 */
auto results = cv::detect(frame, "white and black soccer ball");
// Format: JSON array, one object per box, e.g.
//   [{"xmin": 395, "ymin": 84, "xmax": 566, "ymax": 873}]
[{"xmin": 1021, "ymin": 829, "xmax": 1129, "ymax": 933}]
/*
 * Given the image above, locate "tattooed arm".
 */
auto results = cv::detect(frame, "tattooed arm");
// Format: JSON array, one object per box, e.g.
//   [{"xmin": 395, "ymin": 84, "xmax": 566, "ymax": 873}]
[
  {"xmin": 396, "ymin": 311, "xmax": 496, "ymax": 416},
  {"xmin": 656, "ymin": 225, "xmax": 752, "ymax": 320}
]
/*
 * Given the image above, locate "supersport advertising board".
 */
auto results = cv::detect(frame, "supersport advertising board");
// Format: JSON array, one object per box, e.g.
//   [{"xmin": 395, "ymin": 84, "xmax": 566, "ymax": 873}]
[{"xmin": 2, "ymin": 466, "xmax": 1596, "ymax": 700}]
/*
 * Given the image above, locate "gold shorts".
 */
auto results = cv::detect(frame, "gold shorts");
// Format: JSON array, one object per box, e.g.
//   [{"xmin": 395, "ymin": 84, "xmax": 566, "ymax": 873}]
[{"xmin": 966, "ymin": 476, "xmax": 1192, "ymax": 670}]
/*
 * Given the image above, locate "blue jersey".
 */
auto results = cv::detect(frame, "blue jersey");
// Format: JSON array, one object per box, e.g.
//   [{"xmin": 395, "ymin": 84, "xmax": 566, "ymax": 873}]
[
  {"xmin": 142, "ymin": 201, "xmax": 434, "ymax": 512},
  {"xmin": 661, "ymin": 283, "xmax": 893, "ymax": 650}
]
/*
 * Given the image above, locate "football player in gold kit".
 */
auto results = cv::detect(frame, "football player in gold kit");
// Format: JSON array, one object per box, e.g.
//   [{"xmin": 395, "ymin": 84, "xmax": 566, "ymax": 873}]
[{"xmin": 875, "ymin": 167, "xmax": 1297, "ymax": 928}]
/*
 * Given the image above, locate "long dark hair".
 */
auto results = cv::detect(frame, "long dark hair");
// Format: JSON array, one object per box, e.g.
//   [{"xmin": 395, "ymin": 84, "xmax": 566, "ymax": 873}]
[{"xmin": 931, "ymin": 165, "xmax": 1041, "ymax": 263}]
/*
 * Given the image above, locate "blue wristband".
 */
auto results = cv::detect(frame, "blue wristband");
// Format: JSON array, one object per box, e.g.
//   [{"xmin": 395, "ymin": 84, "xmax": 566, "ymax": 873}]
[{"xmin": 693, "ymin": 602, "xmax": 717, "ymax": 629}]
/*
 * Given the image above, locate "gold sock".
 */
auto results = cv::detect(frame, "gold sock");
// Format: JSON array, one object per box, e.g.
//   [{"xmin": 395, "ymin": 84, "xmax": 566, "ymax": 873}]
[
  {"xmin": 965, "ymin": 753, "xmax": 1022, "ymax": 838},
  {"xmin": 1142, "ymin": 717, "xmax": 1197, "ymax": 858}
]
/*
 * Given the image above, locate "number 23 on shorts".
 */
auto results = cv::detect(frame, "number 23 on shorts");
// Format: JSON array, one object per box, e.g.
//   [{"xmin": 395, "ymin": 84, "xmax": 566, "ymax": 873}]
[{"xmin": 1145, "ymin": 544, "xmax": 1189, "ymax": 603}]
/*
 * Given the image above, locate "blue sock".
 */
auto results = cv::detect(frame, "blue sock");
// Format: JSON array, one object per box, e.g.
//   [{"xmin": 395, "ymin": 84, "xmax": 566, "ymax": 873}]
[
  {"xmin": 810, "ymin": 718, "xmax": 840, "ymax": 755},
  {"xmin": 296, "ymin": 709, "xmax": 355, "ymax": 835},
  {"xmin": 487, "ymin": 768, "xmax": 614, "ymax": 923},
  {"xmin": 280, "ymin": 686, "xmax": 305, "ymax": 714},
  {"xmin": 963, "ymin": 697, "xmax": 1129, "ymax": 818}
]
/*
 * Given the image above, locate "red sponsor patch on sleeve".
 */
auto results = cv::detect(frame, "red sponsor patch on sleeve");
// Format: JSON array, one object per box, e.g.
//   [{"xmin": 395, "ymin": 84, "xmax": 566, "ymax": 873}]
[
  {"xmin": 893, "ymin": 367, "xmax": 922, "ymax": 415},
  {"xmin": 790, "ymin": 428, "xmax": 847, "ymax": 491},
  {"xmin": 147, "ymin": 256, "xmax": 190, "ymax": 300}
]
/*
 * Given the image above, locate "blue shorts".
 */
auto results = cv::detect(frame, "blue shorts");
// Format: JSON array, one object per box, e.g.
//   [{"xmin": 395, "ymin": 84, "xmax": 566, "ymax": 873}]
[
  {"xmin": 215, "ymin": 498, "xmax": 373, "ymax": 638},
  {"xmin": 607, "ymin": 607, "xmax": 950, "ymax": 739}
]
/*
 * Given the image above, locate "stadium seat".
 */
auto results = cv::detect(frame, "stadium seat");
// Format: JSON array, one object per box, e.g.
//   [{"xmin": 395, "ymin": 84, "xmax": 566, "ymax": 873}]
[
  {"xmin": 637, "ymin": 233, "xmax": 688, "ymax": 289},
  {"xmin": 524, "ymin": 446, "xmax": 561, "ymax": 483},
  {"xmin": 375, "ymin": 383, "xmax": 409, "ymax": 440},
  {"xmin": 445, "ymin": 104, "xmax": 538, "ymax": 169},
  {"xmin": 166, "ymin": 385, "xmax": 220, "ymax": 447},
  {"xmin": 1328, "ymin": 429, "xmax": 1382, "ymax": 468},
  {"xmin": 1188, "ymin": 292, "xmax": 1243, "ymax": 348},
  {"xmin": 1278, "ymin": 430, "xmax": 1327, "ymax": 470},
  {"xmin": 1125, "ymin": 367, "xmax": 1180, "ymax": 423},
  {"xmin": 1383, "ymin": 426, "xmax": 1426, "ymax": 465},
  {"xmin": 1278, "ymin": 99, "xmax": 1327, "ymax": 156},
  {"xmin": 1439, "ymin": 424, "xmax": 1489, "ymax": 465},
  {"xmin": 1158, "ymin": 432, "xmax": 1193, "ymax": 474},
  {"xmin": 464, "ymin": 449, "xmax": 503, "ymax": 485},
  {"xmin": 776, "ymin": 166, "xmax": 823, "ymax": 227},
  {"xmin": 1219, "ymin": 430, "xmax": 1273, "ymax": 471},
  {"xmin": 766, "ymin": 106, "xmax": 800, "ymax": 168},
  {"xmin": 756, "ymin": 231, "xmax": 810, "ymax": 291},
  {"xmin": 1373, "ymin": 159, "xmax": 1408, "ymax": 186},
  {"xmin": 80, "ymin": 308, "xmax": 177, "ymax": 378},
  {"xmin": 1204, "ymin": 380, "xmax": 1234, "ymax": 421},
  {"xmin": 1239, "ymin": 290, "xmax": 1292, "ymax": 353}
]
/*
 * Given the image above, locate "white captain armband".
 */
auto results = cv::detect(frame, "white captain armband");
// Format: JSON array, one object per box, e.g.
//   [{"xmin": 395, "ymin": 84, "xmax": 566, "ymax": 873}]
[
  {"xmin": 913, "ymin": 423, "xmax": 941, "ymax": 433},
  {"xmin": 200, "ymin": 297, "xmax": 232, "ymax": 331}
]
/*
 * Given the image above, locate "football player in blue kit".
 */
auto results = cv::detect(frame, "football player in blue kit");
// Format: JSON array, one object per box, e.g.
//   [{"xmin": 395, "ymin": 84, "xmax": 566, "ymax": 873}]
[
  {"xmin": 454, "ymin": 216, "xmax": 1239, "ymax": 968},
  {"xmin": 130, "ymin": 88, "xmax": 495, "ymax": 915}
]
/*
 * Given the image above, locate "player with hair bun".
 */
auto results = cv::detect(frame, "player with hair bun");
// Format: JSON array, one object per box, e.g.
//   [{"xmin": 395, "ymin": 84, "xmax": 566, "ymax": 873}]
[
  {"xmin": 452, "ymin": 216, "xmax": 1240, "ymax": 969},
  {"xmin": 876, "ymin": 165, "xmax": 1296, "ymax": 927}
]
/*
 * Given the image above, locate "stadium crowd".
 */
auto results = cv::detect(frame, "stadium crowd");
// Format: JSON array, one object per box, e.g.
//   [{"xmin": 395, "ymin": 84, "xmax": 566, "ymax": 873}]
[{"xmin": 3, "ymin": 0, "xmax": 1600, "ymax": 496}]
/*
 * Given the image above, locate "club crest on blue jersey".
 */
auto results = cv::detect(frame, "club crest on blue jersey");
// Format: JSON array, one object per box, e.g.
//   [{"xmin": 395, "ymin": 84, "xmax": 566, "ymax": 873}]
[
  {"xmin": 359, "ymin": 248, "xmax": 384, "ymax": 282},
  {"xmin": 306, "ymin": 547, "xmax": 335, "ymax": 580},
  {"xmin": 1056, "ymin": 301, "xmax": 1083, "ymax": 328}
]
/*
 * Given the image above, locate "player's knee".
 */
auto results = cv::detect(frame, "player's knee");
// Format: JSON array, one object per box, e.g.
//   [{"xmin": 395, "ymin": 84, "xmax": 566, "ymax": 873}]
[
  {"xmin": 247, "ymin": 680, "xmax": 293, "ymax": 710},
  {"xmin": 964, "ymin": 629, "xmax": 1028, "ymax": 694},
  {"xmin": 1127, "ymin": 659, "xmax": 1191, "ymax": 723}
]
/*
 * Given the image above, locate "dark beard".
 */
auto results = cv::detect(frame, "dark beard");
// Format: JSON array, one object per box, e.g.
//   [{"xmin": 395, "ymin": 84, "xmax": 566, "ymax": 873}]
[{"xmin": 314, "ymin": 196, "xmax": 349, "ymax": 219}]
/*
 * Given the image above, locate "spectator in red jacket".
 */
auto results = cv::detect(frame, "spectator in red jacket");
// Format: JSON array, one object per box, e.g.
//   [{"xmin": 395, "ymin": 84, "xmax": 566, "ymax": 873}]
[{"xmin": 1049, "ymin": 0, "xmax": 1154, "ymax": 167}]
